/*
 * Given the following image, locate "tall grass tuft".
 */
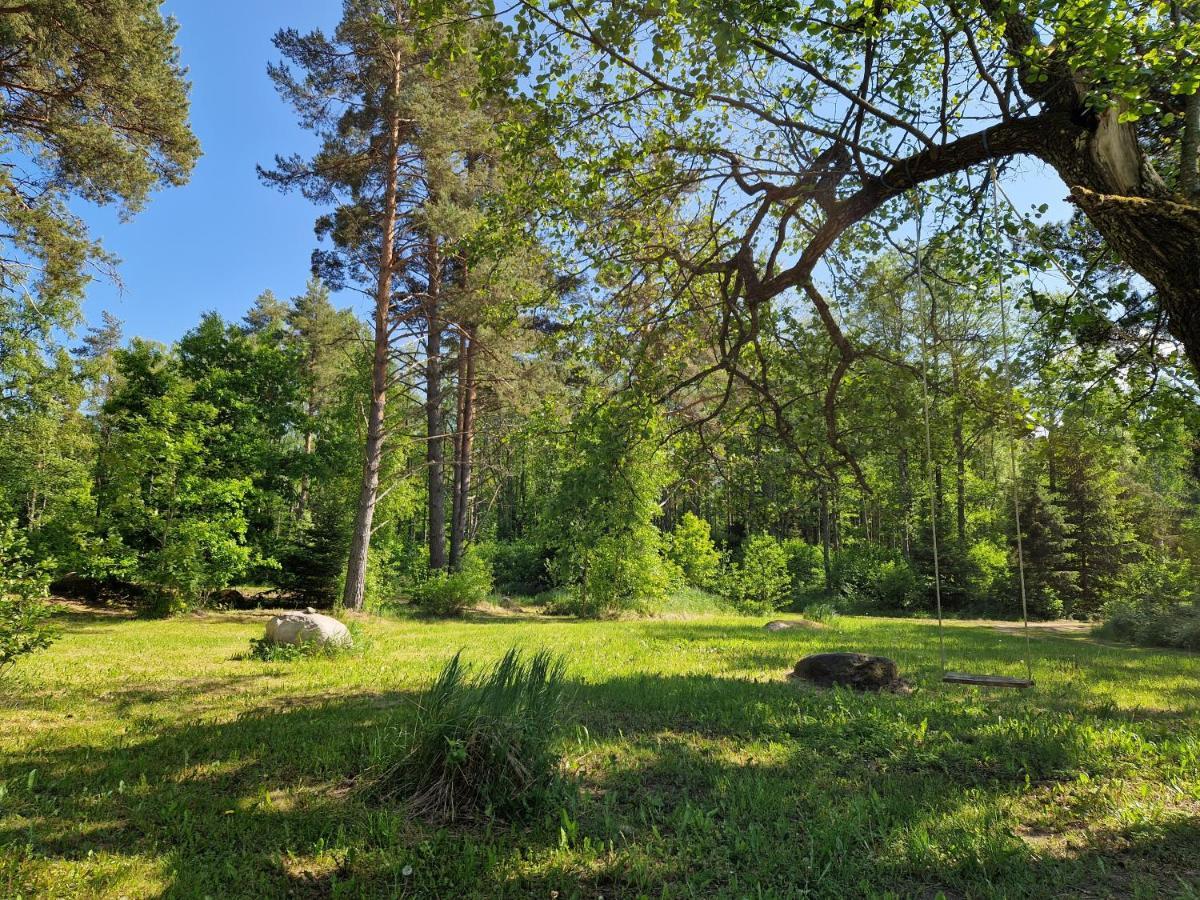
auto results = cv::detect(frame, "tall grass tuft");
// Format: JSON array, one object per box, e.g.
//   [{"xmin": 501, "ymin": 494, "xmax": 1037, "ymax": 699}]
[{"xmin": 367, "ymin": 648, "xmax": 570, "ymax": 823}]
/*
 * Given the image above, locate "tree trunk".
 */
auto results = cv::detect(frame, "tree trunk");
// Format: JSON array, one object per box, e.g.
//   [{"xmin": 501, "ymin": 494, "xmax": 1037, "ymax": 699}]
[
  {"xmin": 951, "ymin": 361, "xmax": 967, "ymax": 543},
  {"xmin": 819, "ymin": 481, "xmax": 832, "ymax": 592},
  {"xmin": 897, "ymin": 446, "xmax": 911, "ymax": 558},
  {"xmin": 341, "ymin": 51, "xmax": 403, "ymax": 612},
  {"xmin": 298, "ymin": 377, "xmax": 317, "ymax": 519},
  {"xmin": 1043, "ymin": 110, "xmax": 1200, "ymax": 372},
  {"xmin": 450, "ymin": 324, "xmax": 478, "ymax": 570},
  {"xmin": 426, "ymin": 247, "xmax": 447, "ymax": 571}
]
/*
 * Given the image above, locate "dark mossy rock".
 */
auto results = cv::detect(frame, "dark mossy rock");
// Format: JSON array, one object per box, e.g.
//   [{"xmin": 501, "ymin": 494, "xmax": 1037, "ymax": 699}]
[{"xmin": 791, "ymin": 652, "xmax": 910, "ymax": 693}]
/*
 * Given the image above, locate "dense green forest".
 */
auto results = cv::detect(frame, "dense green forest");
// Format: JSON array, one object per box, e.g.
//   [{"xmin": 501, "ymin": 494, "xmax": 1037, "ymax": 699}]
[
  {"xmin": 1, "ymin": 0, "xmax": 1198, "ymax": 641},
  {"xmin": 3, "ymin": 249, "xmax": 1197, "ymax": 633}
]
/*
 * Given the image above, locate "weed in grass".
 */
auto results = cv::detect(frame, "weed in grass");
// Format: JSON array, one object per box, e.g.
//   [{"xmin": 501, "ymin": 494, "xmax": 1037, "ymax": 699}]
[
  {"xmin": 365, "ymin": 647, "xmax": 570, "ymax": 823},
  {"xmin": 803, "ymin": 600, "xmax": 840, "ymax": 623}
]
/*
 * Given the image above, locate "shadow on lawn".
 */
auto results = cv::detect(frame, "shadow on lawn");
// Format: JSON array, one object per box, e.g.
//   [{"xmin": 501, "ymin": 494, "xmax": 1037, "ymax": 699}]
[{"xmin": 4, "ymin": 649, "xmax": 1193, "ymax": 899}]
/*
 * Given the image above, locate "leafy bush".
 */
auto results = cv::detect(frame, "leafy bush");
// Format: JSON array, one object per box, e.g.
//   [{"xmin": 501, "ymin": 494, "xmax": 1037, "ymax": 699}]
[
  {"xmin": 830, "ymin": 544, "xmax": 923, "ymax": 612},
  {"xmin": 665, "ymin": 512, "xmax": 722, "ymax": 588},
  {"xmin": 1023, "ymin": 583, "xmax": 1065, "ymax": 621},
  {"xmin": 1098, "ymin": 554, "xmax": 1199, "ymax": 649},
  {"xmin": 485, "ymin": 540, "xmax": 554, "ymax": 596},
  {"xmin": 936, "ymin": 538, "xmax": 1010, "ymax": 613},
  {"xmin": 571, "ymin": 530, "xmax": 672, "ymax": 617},
  {"xmin": 1, "ymin": 521, "xmax": 58, "ymax": 678},
  {"xmin": 802, "ymin": 600, "xmax": 840, "ymax": 623},
  {"xmin": 723, "ymin": 533, "xmax": 791, "ymax": 614},
  {"xmin": 366, "ymin": 648, "xmax": 570, "ymax": 823},
  {"xmin": 411, "ymin": 549, "xmax": 493, "ymax": 616},
  {"xmin": 782, "ymin": 538, "xmax": 824, "ymax": 594}
]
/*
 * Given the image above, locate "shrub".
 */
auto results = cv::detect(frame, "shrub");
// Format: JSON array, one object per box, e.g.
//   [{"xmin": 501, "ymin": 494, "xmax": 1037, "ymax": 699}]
[
  {"xmin": 781, "ymin": 538, "xmax": 824, "ymax": 594},
  {"xmin": 1024, "ymin": 584, "xmax": 1065, "ymax": 621},
  {"xmin": 411, "ymin": 549, "xmax": 493, "ymax": 617},
  {"xmin": 936, "ymin": 538, "xmax": 1012, "ymax": 614},
  {"xmin": 665, "ymin": 513, "xmax": 722, "ymax": 588},
  {"xmin": 723, "ymin": 533, "xmax": 791, "ymax": 614},
  {"xmin": 803, "ymin": 600, "xmax": 840, "ymax": 623},
  {"xmin": 830, "ymin": 544, "xmax": 923, "ymax": 612},
  {"xmin": 1098, "ymin": 553, "xmax": 1199, "ymax": 649},
  {"xmin": 1, "ymin": 521, "xmax": 59, "ymax": 678},
  {"xmin": 485, "ymin": 540, "xmax": 554, "ymax": 596},
  {"xmin": 366, "ymin": 648, "xmax": 570, "ymax": 823},
  {"xmin": 571, "ymin": 530, "xmax": 672, "ymax": 617},
  {"xmin": 245, "ymin": 622, "xmax": 365, "ymax": 661}
]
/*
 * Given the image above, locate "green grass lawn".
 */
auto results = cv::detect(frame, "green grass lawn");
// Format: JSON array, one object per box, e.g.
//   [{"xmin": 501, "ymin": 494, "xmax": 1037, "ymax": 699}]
[{"xmin": 2, "ymin": 606, "xmax": 1198, "ymax": 899}]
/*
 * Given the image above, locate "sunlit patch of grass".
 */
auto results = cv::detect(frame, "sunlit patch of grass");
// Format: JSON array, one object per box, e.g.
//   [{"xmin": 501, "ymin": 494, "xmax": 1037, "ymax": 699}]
[{"xmin": 0, "ymin": 606, "xmax": 1198, "ymax": 897}]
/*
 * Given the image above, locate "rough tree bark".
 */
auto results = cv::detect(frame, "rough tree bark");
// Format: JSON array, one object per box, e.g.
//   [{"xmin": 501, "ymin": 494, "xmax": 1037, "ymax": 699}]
[
  {"xmin": 425, "ymin": 241, "xmax": 447, "ymax": 572},
  {"xmin": 342, "ymin": 50, "xmax": 403, "ymax": 612},
  {"xmin": 449, "ymin": 323, "xmax": 478, "ymax": 570}
]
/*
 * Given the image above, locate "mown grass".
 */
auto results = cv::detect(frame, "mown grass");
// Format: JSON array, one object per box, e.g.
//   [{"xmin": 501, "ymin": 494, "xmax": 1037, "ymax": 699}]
[{"xmin": 1, "ymin": 605, "xmax": 1198, "ymax": 898}]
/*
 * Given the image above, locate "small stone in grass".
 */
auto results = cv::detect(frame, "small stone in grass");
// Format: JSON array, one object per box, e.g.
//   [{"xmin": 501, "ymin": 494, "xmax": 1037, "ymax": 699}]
[{"xmin": 764, "ymin": 619, "xmax": 824, "ymax": 632}]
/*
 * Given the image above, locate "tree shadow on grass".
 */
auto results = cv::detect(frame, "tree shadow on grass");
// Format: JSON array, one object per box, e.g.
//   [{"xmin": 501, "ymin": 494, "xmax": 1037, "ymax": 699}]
[{"xmin": 2, "ymin": 643, "xmax": 1195, "ymax": 898}]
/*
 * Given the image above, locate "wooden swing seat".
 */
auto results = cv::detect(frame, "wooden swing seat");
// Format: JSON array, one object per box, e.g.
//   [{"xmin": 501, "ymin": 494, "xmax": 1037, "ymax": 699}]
[{"xmin": 943, "ymin": 671, "xmax": 1034, "ymax": 689}]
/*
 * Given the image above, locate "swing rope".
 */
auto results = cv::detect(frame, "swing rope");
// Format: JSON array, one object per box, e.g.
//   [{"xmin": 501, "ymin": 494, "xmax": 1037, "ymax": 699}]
[
  {"xmin": 910, "ymin": 168, "xmax": 1035, "ymax": 688},
  {"xmin": 988, "ymin": 163, "xmax": 1035, "ymax": 686},
  {"xmin": 910, "ymin": 190, "xmax": 946, "ymax": 676}
]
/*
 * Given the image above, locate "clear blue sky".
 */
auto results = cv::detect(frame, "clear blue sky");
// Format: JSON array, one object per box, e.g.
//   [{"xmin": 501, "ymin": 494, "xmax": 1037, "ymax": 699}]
[
  {"xmin": 79, "ymin": 1, "xmax": 349, "ymax": 344},
  {"xmin": 78, "ymin": 4, "xmax": 1073, "ymax": 344}
]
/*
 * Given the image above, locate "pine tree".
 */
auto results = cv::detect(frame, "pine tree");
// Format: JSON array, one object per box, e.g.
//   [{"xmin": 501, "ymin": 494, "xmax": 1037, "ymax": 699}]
[
  {"xmin": 286, "ymin": 278, "xmax": 361, "ymax": 520},
  {"xmin": 0, "ymin": 1, "xmax": 199, "ymax": 324},
  {"xmin": 263, "ymin": 0, "xmax": 428, "ymax": 608}
]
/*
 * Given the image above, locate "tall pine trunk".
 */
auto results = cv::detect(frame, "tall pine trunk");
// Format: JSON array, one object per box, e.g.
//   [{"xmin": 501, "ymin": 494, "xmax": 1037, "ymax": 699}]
[
  {"xmin": 450, "ymin": 323, "xmax": 478, "ymax": 569},
  {"xmin": 341, "ymin": 51, "xmax": 403, "ymax": 611},
  {"xmin": 426, "ymin": 243, "xmax": 447, "ymax": 571}
]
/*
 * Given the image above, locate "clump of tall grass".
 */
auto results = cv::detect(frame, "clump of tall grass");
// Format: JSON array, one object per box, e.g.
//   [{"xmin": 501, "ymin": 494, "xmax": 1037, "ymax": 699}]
[{"xmin": 366, "ymin": 648, "xmax": 570, "ymax": 823}]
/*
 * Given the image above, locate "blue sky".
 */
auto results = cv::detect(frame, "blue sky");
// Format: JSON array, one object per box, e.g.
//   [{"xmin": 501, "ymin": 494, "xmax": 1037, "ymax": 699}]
[
  {"xmin": 78, "ymin": 3, "xmax": 1073, "ymax": 344},
  {"xmin": 79, "ymin": 1, "xmax": 350, "ymax": 343}
]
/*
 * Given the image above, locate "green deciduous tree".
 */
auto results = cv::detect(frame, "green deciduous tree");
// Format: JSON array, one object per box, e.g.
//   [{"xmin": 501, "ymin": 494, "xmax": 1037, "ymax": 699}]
[
  {"xmin": 512, "ymin": 0, "xmax": 1200, "ymax": 378},
  {"xmin": 666, "ymin": 511, "xmax": 722, "ymax": 588},
  {"xmin": 96, "ymin": 341, "xmax": 252, "ymax": 613},
  {"xmin": 545, "ymin": 394, "xmax": 673, "ymax": 616}
]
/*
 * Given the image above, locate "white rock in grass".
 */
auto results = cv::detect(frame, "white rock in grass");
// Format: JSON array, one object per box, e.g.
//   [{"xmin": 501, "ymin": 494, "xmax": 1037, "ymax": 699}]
[{"xmin": 264, "ymin": 610, "xmax": 351, "ymax": 648}]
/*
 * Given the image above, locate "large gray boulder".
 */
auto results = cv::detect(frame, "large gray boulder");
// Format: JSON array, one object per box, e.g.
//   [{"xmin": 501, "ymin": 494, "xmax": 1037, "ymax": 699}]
[
  {"xmin": 791, "ymin": 652, "xmax": 909, "ymax": 692},
  {"xmin": 264, "ymin": 608, "xmax": 351, "ymax": 648}
]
